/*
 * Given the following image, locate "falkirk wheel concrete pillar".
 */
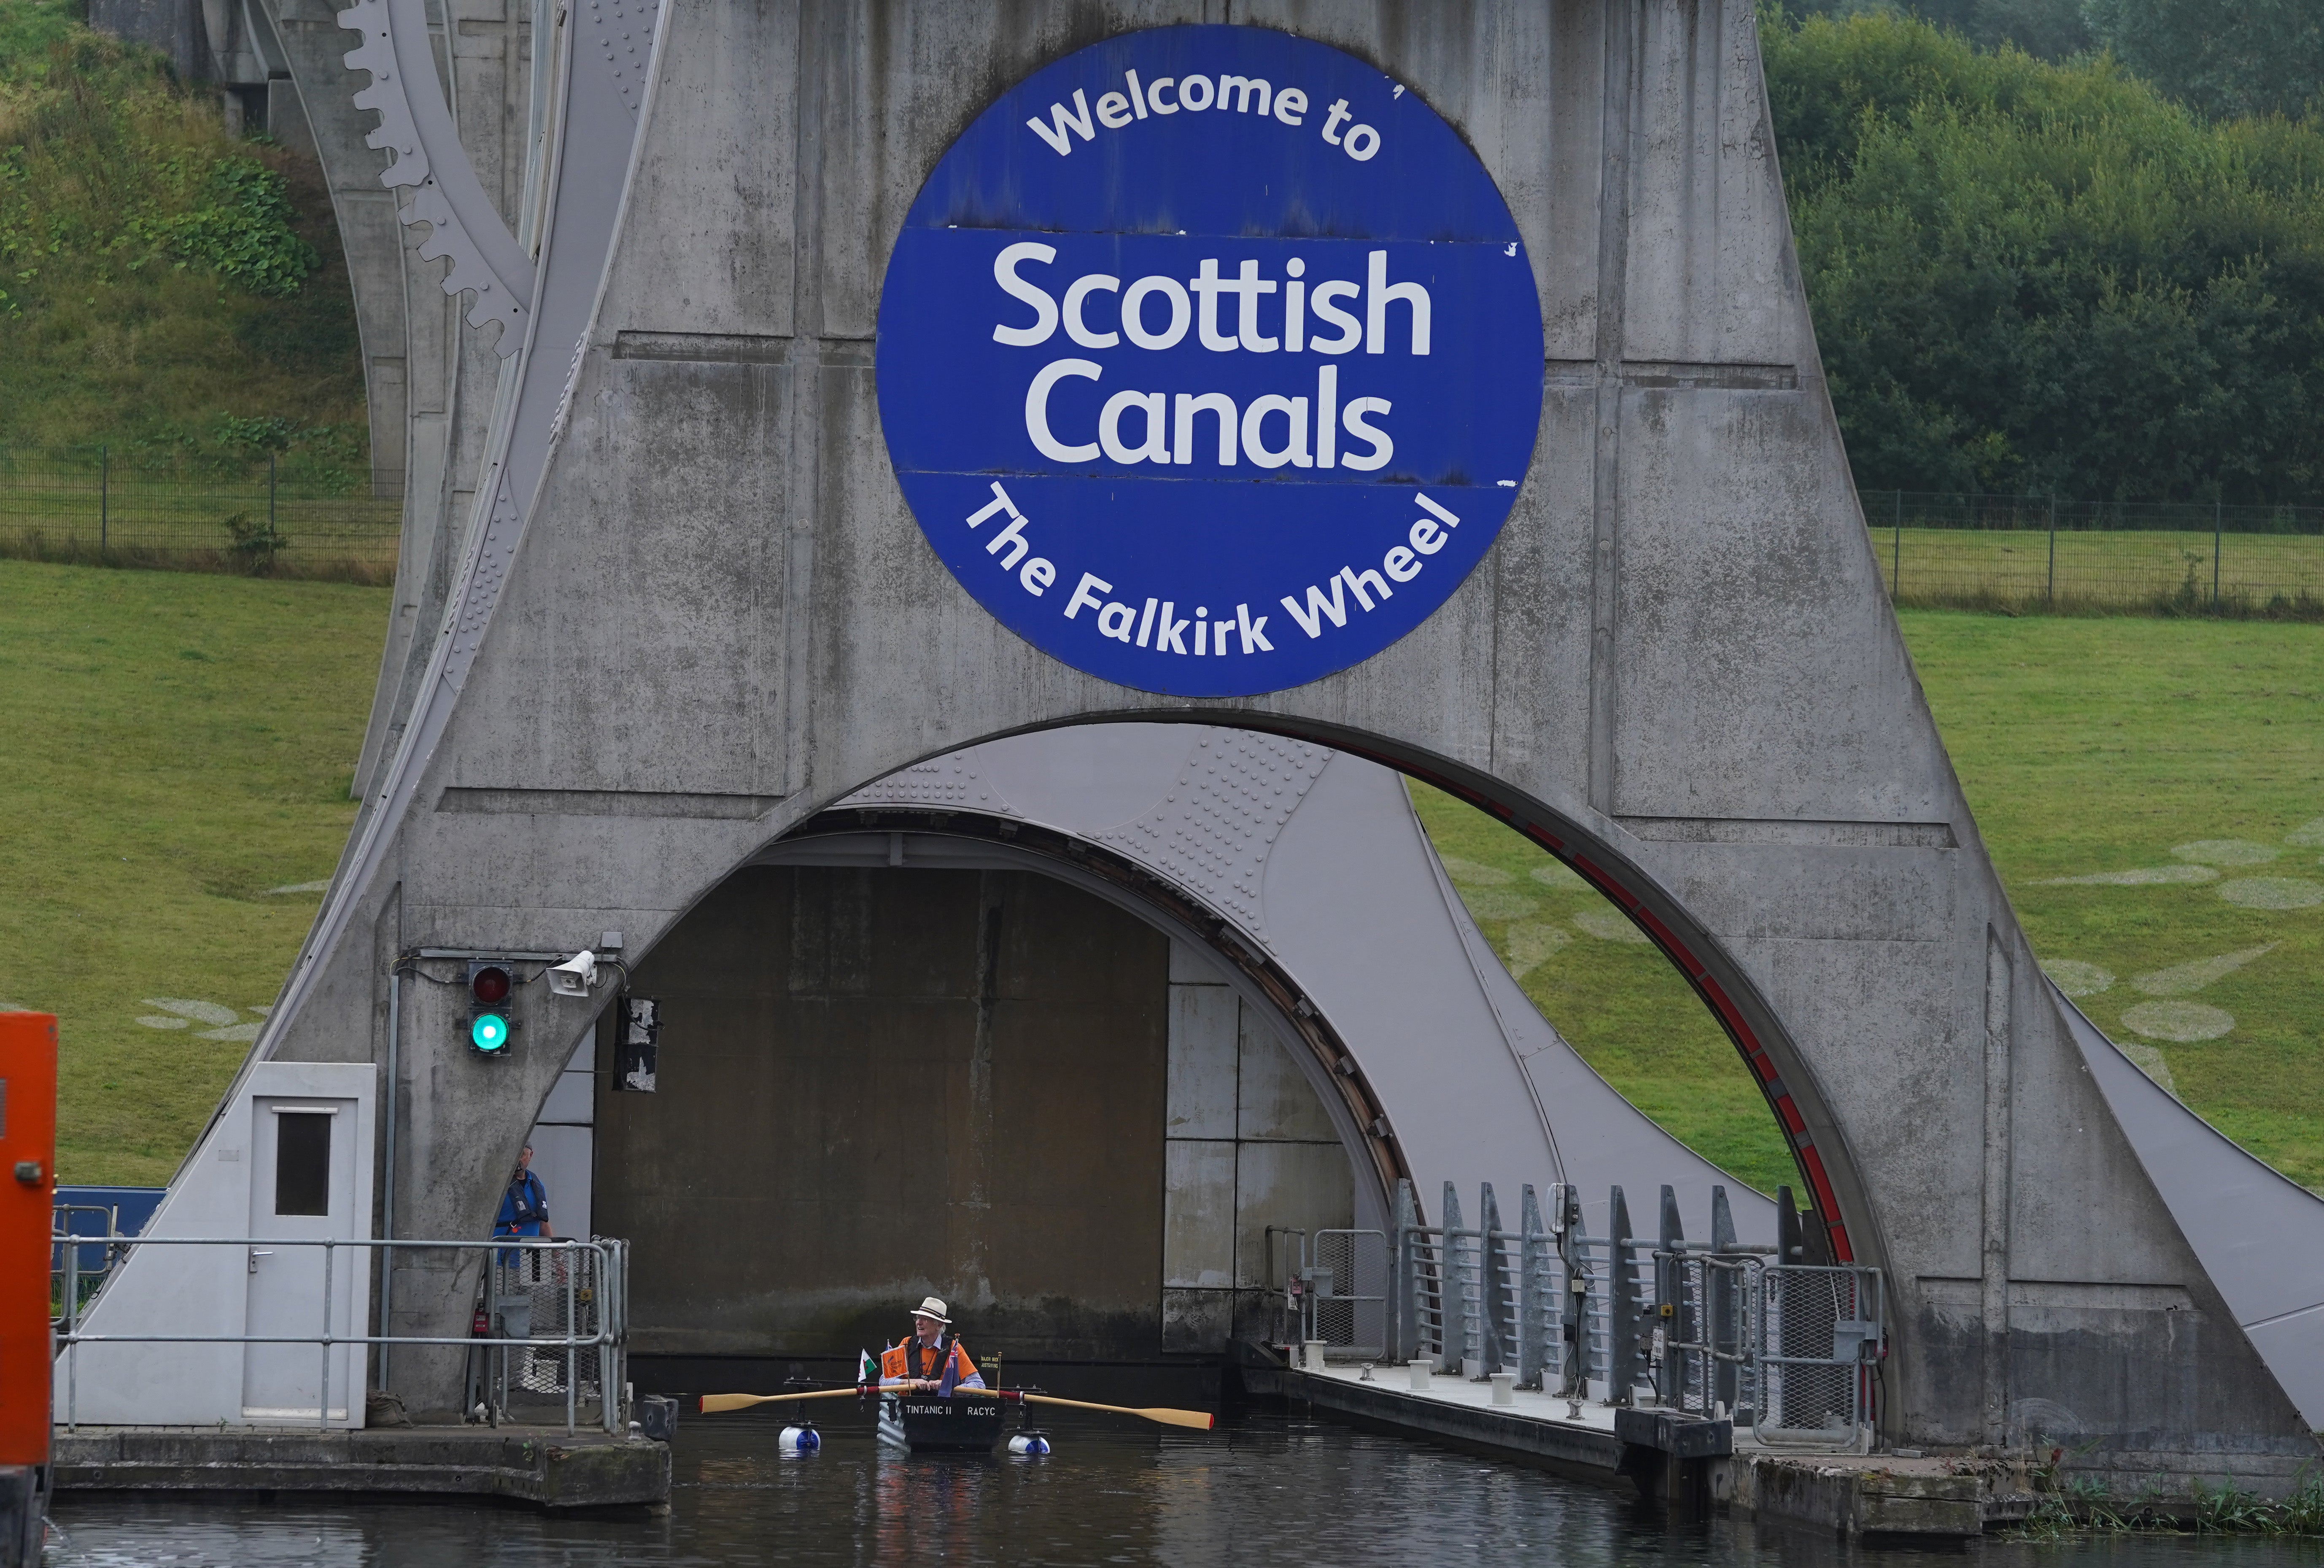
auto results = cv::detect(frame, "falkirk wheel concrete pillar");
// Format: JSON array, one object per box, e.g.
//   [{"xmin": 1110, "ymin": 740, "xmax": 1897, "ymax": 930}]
[{"xmin": 243, "ymin": 0, "xmax": 2310, "ymax": 1470}]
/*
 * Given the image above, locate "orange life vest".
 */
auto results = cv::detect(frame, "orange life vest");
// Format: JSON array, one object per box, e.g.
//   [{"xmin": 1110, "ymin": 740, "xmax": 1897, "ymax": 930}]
[{"xmin": 880, "ymin": 1336, "xmax": 977, "ymax": 1385}]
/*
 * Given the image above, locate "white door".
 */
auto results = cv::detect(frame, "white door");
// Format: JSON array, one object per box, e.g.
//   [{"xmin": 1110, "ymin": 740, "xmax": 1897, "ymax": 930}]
[{"xmin": 243, "ymin": 1098, "xmax": 359, "ymax": 1422}]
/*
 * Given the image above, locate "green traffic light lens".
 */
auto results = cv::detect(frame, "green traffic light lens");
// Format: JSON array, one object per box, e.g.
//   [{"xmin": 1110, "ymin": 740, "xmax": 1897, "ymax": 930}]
[{"xmin": 471, "ymin": 1012, "xmax": 509, "ymax": 1052}]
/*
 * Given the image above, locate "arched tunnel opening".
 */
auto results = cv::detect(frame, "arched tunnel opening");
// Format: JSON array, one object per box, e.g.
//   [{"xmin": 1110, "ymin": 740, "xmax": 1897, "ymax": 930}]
[
  {"xmin": 587, "ymin": 823, "xmax": 1383, "ymax": 1391},
  {"xmin": 516, "ymin": 722, "xmax": 1852, "ymax": 1395}
]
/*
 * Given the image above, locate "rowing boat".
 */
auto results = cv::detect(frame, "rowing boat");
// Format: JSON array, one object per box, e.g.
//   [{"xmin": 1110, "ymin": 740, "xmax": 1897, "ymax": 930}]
[{"xmin": 876, "ymin": 1390, "xmax": 1012, "ymax": 1452}]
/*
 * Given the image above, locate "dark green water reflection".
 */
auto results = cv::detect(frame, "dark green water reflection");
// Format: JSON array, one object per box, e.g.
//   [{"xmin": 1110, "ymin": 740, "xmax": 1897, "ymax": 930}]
[{"xmin": 46, "ymin": 1411, "xmax": 2324, "ymax": 1565}]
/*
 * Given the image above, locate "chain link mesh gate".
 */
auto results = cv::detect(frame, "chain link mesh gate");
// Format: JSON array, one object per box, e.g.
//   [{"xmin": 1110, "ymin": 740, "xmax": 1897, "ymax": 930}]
[
  {"xmin": 490, "ymin": 1244, "xmax": 606, "ymax": 1402},
  {"xmin": 1310, "ymin": 1229, "xmax": 1388, "ymax": 1358},
  {"xmin": 1756, "ymin": 1264, "xmax": 1881, "ymax": 1445}
]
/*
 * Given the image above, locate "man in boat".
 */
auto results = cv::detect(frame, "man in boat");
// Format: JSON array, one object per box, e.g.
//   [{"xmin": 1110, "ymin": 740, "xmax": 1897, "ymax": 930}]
[{"xmin": 877, "ymin": 1297, "xmax": 985, "ymax": 1392}]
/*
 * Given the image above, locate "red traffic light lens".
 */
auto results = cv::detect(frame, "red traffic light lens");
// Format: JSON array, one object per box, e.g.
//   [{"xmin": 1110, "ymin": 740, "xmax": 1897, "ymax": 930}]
[{"xmin": 471, "ymin": 964, "xmax": 512, "ymax": 1005}]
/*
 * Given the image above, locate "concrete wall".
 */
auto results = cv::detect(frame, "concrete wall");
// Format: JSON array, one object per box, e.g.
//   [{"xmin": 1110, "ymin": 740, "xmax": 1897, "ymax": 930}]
[
  {"xmin": 89, "ymin": 0, "xmax": 200, "ymax": 78},
  {"xmin": 592, "ymin": 865, "xmax": 1170, "ymax": 1362},
  {"xmin": 1162, "ymin": 941, "xmax": 1352, "ymax": 1352}
]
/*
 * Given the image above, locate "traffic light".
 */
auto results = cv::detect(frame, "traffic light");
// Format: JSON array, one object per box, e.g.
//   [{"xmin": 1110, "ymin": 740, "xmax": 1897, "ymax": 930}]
[{"xmin": 466, "ymin": 961, "xmax": 514, "ymax": 1055}]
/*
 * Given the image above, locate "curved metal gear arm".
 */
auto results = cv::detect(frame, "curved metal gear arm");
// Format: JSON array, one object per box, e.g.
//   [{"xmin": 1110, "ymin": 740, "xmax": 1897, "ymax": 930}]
[{"xmin": 338, "ymin": 0, "xmax": 537, "ymax": 353}]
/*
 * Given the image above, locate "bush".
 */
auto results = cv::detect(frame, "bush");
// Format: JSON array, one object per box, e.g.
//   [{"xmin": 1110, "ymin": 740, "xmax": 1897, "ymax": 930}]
[{"xmin": 0, "ymin": 0, "xmax": 366, "ymax": 477}]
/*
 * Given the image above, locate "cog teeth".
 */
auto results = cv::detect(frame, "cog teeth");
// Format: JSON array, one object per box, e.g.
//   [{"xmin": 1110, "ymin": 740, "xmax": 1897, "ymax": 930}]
[
  {"xmin": 333, "ymin": 0, "xmax": 526, "ymax": 358},
  {"xmin": 405, "ymin": 183, "xmax": 453, "ymax": 230}
]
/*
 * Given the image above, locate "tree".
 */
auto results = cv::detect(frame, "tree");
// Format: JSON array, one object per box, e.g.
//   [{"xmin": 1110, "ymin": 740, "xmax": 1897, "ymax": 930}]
[
  {"xmin": 2083, "ymin": 0, "xmax": 2324, "ymax": 121},
  {"xmin": 1766, "ymin": 8, "xmax": 2324, "ymax": 501}
]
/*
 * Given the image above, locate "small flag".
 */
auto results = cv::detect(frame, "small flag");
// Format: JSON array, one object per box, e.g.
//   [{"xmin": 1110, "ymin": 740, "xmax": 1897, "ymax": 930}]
[
  {"xmin": 858, "ymin": 1349, "xmax": 877, "ymax": 1386},
  {"xmin": 936, "ymin": 1345, "xmax": 960, "ymax": 1398}
]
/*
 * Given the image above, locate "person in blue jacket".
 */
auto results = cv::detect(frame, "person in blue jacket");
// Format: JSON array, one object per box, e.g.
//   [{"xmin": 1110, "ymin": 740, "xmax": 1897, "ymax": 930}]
[{"xmin": 495, "ymin": 1144, "xmax": 553, "ymax": 1268}]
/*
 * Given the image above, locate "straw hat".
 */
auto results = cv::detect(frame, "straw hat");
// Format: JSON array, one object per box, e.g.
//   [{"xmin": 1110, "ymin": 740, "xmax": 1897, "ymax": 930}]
[{"xmin": 911, "ymin": 1296, "xmax": 952, "ymax": 1324}]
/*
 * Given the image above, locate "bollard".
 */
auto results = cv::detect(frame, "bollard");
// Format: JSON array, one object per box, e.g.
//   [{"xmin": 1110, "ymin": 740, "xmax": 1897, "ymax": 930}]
[
  {"xmin": 1302, "ymin": 1340, "xmax": 1327, "ymax": 1373},
  {"xmin": 1408, "ymin": 1360, "xmax": 1432, "ymax": 1392},
  {"xmin": 1491, "ymin": 1373, "xmax": 1516, "ymax": 1408}
]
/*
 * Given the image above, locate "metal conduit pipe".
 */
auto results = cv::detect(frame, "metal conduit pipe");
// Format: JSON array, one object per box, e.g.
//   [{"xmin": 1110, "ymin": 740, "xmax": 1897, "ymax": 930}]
[{"xmin": 378, "ymin": 964, "xmax": 398, "ymax": 1387}]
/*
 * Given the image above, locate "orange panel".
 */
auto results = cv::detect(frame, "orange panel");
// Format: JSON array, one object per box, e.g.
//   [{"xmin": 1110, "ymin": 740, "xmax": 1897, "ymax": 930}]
[{"xmin": 0, "ymin": 1013, "xmax": 56, "ymax": 1466}]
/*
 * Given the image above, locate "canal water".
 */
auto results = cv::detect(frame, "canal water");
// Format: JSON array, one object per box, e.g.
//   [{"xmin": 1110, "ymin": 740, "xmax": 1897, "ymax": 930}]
[{"xmin": 44, "ymin": 1411, "xmax": 2324, "ymax": 1565}]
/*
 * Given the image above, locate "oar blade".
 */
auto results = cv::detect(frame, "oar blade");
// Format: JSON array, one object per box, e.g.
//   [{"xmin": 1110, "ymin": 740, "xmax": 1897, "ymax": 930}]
[
  {"xmin": 700, "ymin": 1392, "xmax": 769, "ymax": 1414},
  {"xmin": 1138, "ymin": 1406, "xmax": 1216, "ymax": 1430}
]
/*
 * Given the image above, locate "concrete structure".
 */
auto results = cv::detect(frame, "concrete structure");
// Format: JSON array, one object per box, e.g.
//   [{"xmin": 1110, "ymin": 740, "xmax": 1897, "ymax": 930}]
[
  {"xmin": 1246, "ymin": 1355, "xmax": 2037, "ymax": 1538},
  {"xmin": 53, "ymin": 1426, "xmax": 668, "ymax": 1508},
  {"xmin": 89, "ymin": 0, "xmax": 2324, "ymax": 1486}
]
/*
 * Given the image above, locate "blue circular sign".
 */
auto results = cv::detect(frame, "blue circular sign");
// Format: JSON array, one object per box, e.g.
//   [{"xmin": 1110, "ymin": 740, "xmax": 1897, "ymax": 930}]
[{"xmin": 877, "ymin": 25, "xmax": 1544, "ymax": 698}]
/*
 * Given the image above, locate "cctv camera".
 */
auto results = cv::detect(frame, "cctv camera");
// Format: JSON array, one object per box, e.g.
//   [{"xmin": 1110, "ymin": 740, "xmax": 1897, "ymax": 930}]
[{"xmin": 546, "ymin": 950, "xmax": 598, "ymax": 997}]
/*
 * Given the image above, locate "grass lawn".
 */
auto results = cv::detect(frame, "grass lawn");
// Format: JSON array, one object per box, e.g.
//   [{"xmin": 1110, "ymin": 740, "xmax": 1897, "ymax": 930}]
[
  {"xmin": 0, "ymin": 559, "xmax": 380, "ymax": 1182},
  {"xmin": 1902, "ymin": 612, "xmax": 2324, "ymax": 1188},
  {"xmin": 8, "ymin": 559, "xmax": 2320, "ymax": 1198},
  {"xmin": 1420, "ymin": 608, "xmax": 2324, "ymax": 1197}
]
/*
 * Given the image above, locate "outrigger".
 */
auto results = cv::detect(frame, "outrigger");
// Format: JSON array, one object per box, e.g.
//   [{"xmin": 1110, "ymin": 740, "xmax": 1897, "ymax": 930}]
[{"xmin": 699, "ymin": 1384, "xmax": 1214, "ymax": 1454}]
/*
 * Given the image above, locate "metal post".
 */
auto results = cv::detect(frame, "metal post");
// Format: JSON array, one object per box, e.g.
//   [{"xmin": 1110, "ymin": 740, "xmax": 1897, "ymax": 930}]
[
  {"xmin": 321, "ymin": 1238, "xmax": 334, "ymax": 1432},
  {"xmin": 1892, "ymin": 490, "xmax": 1902, "ymax": 596},
  {"xmin": 1607, "ymin": 1185, "xmax": 1637, "ymax": 1406},
  {"xmin": 2214, "ymin": 501, "xmax": 2223, "ymax": 608},
  {"xmin": 268, "ymin": 450, "xmax": 277, "ymax": 539},
  {"xmin": 1392, "ymin": 1179, "xmax": 1421, "ymax": 1365},
  {"xmin": 1557, "ymin": 1185, "xmax": 1589, "ymax": 1399},
  {"xmin": 2046, "ymin": 495, "xmax": 2056, "ymax": 608},
  {"xmin": 1709, "ymin": 1186, "xmax": 1740, "ymax": 1417},
  {"xmin": 1440, "ymin": 1181, "xmax": 1470, "ymax": 1374},
  {"xmin": 98, "ymin": 444, "xmax": 108, "ymax": 560},
  {"xmin": 565, "ymin": 1244, "xmax": 578, "ymax": 1436},
  {"xmin": 65, "ymin": 1213, "xmax": 80, "ymax": 1432},
  {"xmin": 1656, "ymin": 1185, "xmax": 1684, "ymax": 1406},
  {"xmin": 1479, "ymin": 1183, "xmax": 1511, "ymax": 1375},
  {"xmin": 378, "ymin": 966, "xmax": 399, "ymax": 1389},
  {"xmin": 1518, "ymin": 1184, "xmax": 1547, "ymax": 1390}
]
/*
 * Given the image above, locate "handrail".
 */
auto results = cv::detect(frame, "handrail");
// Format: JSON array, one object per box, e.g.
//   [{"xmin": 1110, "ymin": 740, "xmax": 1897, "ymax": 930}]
[
  {"xmin": 49, "ymin": 1232, "xmax": 625, "ymax": 1438},
  {"xmin": 1378, "ymin": 1180, "xmax": 1883, "ymax": 1444}
]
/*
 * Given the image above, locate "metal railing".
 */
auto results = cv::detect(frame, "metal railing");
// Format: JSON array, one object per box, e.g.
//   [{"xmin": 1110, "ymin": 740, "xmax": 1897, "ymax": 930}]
[
  {"xmin": 1353, "ymin": 1179, "xmax": 1881, "ymax": 1447},
  {"xmin": 0, "ymin": 453, "xmax": 402, "ymax": 582},
  {"xmin": 1863, "ymin": 489, "xmax": 2324, "ymax": 616},
  {"xmin": 50, "ymin": 1203, "xmax": 135, "ymax": 1311},
  {"xmin": 50, "ymin": 1230, "xmax": 628, "ymax": 1437},
  {"xmin": 1263, "ymin": 1226, "xmax": 1389, "ymax": 1359}
]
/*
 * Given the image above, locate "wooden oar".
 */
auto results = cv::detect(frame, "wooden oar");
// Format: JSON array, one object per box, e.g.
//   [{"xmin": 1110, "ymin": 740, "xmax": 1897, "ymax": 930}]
[
  {"xmin": 700, "ymin": 1387, "xmax": 868, "ymax": 1414},
  {"xmin": 1007, "ymin": 1391, "xmax": 1214, "ymax": 1431}
]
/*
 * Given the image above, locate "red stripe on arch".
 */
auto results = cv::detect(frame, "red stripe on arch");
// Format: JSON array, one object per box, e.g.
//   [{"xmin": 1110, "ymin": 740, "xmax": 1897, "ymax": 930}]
[{"xmin": 1510, "ymin": 826, "xmax": 1858, "ymax": 1266}]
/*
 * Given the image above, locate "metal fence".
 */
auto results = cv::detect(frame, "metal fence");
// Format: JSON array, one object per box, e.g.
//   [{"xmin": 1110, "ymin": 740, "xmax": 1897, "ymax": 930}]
[
  {"xmin": 50, "ymin": 1228, "xmax": 629, "ymax": 1436},
  {"xmin": 480, "ymin": 1241, "xmax": 617, "ymax": 1419},
  {"xmin": 1863, "ymin": 490, "xmax": 2324, "ymax": 617},
  {"xmin": 1264, "ymin": 1226, "xmax": 1391, "ymax": 1359},
  {"xmin": 0, "ymin": 455, "xmax": 402, "ymax": 582},
  {"xmin": 49, "ymin": 1203, "xmax": 134, "ymax": 1312},
  {"xmin": 1755, "ymin": 1264, "xmax": 1882, "ymax": 1447},
  {"xmin": 1296, "ymin": 1179, "xmax": 1882, "ymax": 1448}
]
